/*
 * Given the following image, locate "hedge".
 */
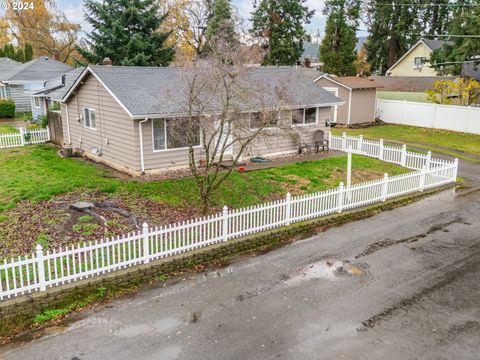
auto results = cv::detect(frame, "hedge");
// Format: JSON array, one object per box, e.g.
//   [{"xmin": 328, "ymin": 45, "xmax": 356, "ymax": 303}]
[{"xmin": 0, "ymin": 99, "xmax": 15, "ymax": 118}]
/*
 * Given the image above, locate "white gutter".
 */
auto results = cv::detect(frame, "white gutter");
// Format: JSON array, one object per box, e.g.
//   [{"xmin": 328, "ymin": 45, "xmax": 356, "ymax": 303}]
[
  {"xmin": 139, "ymin": 117, "xmax": 148, "ymax": 175},
  {"xmin": 347, "ymin": 89, "xmax": 352, "ymax": 125},
  {"xmin": 65, "ymin": 104, "xmax": 71, "ymax": 145}
]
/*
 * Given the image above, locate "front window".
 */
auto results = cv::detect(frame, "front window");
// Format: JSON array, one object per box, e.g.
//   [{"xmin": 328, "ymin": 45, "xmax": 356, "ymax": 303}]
[
  {"xmin": 83, "ymin": 108, "xmax": 96, "ymax": 129},
  {"xmin": 153, "ymin": 118, "xmax": 201, "ymax": 151},
  {"xmin": 34, "ymin": 97, "xmax": 41, "ymax": 108},
  {"xmin": 249, "ymin": 111, "xmax": 279, "ymax": 129},
  {"xmin": 0, "ymin": 86, "xmax": 6, "ymax": 99},
  {"xmin": 292, "ymin": 108, "xmax": 317, "ymax": 125}
]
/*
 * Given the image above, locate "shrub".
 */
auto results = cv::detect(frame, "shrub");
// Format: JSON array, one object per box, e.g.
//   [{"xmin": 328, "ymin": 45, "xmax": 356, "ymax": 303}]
[
  {"xmin": 0, "ymin": 99, "xmax": 15, "ymax": 118},
  {"xmin": 40, "ymin": 114, "xmax": 49, "ymax": 128}
]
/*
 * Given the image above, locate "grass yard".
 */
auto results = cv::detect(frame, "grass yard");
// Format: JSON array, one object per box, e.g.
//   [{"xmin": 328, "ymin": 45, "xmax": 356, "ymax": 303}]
[
  {"xmin": 0, "ymin": 145, "xmax": 408, "ymax": 256},
  {"xmin": 332, "ymin": 124, "xmax": 480, "ymax": 162},
  {"xmin": 0, "ymin": 124, "xmax": 18, "ymax": 133}
]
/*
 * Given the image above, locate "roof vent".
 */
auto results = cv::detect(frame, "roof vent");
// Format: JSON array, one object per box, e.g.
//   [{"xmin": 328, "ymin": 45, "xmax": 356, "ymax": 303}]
[{"xmin": 102, "ymin": 57, "xmax": 113, "ymax": 66}]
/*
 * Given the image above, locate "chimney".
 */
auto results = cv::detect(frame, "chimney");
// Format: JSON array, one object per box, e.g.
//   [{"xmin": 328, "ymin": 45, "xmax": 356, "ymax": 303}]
[
  {"xmin": 53, "ymin": 49, "xmax": 60, "ymax": 61},
  {"xmin": 303, "ymin": 58, "xmax": 311, "ymax": 68},
  {"xmin": 102, "ymin": 57, "xmax": 113, "ymax": 66}
]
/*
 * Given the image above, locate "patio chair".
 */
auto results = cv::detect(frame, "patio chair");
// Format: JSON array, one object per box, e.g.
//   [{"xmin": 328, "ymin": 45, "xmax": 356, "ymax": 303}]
[{"xmin": 313, "ymin": 130, "xmax": 329, "ymax": 153}]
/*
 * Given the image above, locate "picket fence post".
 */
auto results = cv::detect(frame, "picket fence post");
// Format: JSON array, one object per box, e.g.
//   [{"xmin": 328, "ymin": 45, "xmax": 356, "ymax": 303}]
[
  {"xmin": 46, "ymin": 126, "xmax": 51, "ymax": 141},
  {"xmin": 379, "ymin": 139, "xmax": 384, "ymax": 160},
  {"xmin": 143, "ymin": 222, "xmax": 150, "ymax": 263},
  {"xmin": 19, "ymin": 127, "xmax": 25, "ymax": 146},
  {"xmin": 341, "ymin": 132, "xmax": 347, "ymax": 151},
  {"xmin": 337, "ymin": 182, "xmax": 344, "ymax": 213},
  {"xmin": 222, "ymin": 205, "xmax": 229, "ymax": 241},
  {"xmin": 285, "ymin": 192, "xmax": 291, "ymax": 226},
  {"xmin": 401, "ymin": 144, "xmax": 407, "ymax": 166},
  {"xmin": 426, "ymin": 151, "xmax": 432, "ymax": 170},
  {"xmin": 381, "ymin": 173, "xmax": 389, "ymax": 201},
  {"xmin": 453, "ymin": 158, "xmax": 459, "ymax": 181},
  {"xmin": 419, "ymin": 166, "xmax": 426, "ymax": 191},
  {"xmin": 36, "ymin": 244, "xmax": 47, "ymax": 292},
  {"xmin": 328, "ymin": 131, "xmax": 332, "ymax": 147},
  {"xmin": 358, "ymin": 135, "xmax": 363, "ymax": 152}
]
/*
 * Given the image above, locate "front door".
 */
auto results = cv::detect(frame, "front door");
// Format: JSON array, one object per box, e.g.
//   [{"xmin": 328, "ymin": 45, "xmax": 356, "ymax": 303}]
[{"xmin": 214, "ymin": 116, "xmax": 233, "ymax": 157}]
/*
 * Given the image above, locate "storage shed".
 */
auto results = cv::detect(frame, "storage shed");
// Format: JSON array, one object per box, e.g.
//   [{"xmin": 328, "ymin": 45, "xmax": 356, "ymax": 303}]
[{"xmin": 315, "ymin": 75, "xmax": 377, "ymax": 126}]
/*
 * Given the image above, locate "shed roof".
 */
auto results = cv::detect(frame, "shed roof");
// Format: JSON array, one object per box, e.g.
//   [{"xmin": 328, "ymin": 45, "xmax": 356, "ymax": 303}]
[
  {"xmin": 317, "ymin": 75, "xmax": 377, "ymax": 90},
  {"xmin": 0, "ymin": 57, "xmax": 73, "ymax": 83},
  {"xmin": 64, "ymin": 65, "xmax": 343, "ymax": 119},
  {"xmin": 369, "ymin": 75, "xmax": 457, "ymax": 92}
]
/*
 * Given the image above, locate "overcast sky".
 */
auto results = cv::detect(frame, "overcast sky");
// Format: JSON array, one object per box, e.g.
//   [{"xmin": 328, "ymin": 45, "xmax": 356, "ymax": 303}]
[{"xmin": 57, "ymin": 0, "xmax": 327, "ymax": 38}]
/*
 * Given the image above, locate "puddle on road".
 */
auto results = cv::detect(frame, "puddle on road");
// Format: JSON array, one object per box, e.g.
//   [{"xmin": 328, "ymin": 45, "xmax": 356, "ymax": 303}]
[{"xmin": 286, "ymin": 260, "xmax": 366, "ymax": 284}]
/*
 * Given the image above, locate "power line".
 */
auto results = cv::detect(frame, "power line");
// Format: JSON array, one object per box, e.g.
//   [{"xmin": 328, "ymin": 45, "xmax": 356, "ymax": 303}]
[{"xmin": 373, "ymin": 2, "xmax": 480, "ymax": 6}]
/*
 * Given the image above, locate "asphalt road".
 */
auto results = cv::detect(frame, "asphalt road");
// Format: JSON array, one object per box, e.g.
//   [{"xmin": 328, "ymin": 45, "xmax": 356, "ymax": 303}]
[{"xmin": 1, "ymin": 159, "xmax": 479, "ymax": 360}]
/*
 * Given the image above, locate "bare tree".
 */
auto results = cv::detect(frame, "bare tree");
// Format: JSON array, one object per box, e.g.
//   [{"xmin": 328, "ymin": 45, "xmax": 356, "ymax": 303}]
[{"xmin": 169, "ymin": 42, "xmax": 299, "ymax": 214}]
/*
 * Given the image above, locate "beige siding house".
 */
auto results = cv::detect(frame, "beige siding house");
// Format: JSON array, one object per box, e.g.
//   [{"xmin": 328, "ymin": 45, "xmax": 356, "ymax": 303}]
[
  {"xmin": 315, "ymin": 75, "xmax": 377, "ymax": 126},
  {"xmin": 386, "ymin": 39, "xmax": 451, "ymax": 77},
  {"xmin": 61, "ymin": 66, "xmax": 343, "ymax": 175}
]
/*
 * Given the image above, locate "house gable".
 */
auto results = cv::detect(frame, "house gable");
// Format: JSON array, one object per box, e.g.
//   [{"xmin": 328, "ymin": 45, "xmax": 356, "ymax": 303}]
[{"xmin": 387, "ymin": 40, "xmax": 439, "ymax": 77}]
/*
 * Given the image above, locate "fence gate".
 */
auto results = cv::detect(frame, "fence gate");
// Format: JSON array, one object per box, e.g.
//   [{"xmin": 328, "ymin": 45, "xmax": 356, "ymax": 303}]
[{"xmin": 47, "ymin": 111, "xmax": 63, "ymax": 145}]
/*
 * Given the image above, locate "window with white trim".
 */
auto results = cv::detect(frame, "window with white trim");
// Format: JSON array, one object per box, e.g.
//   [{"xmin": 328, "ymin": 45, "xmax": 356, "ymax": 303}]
[
  {"xmin": 414, "ymin": 57, "xmax": 427, "ymax": 68},
  {"xmin": 83, "ymin": 108, "xmax": 96, "ymax": 129},
  {"xmin": 0, "ymin": 86, "xmax": 6, "ymax": 99},
  {"xmin": 34, "ymin": 97, "xmax": 41, "ymax": 108},
  {"xmin": 292, "ymin": 107, "xmax": 317, "ymax": 125},
  {"xmin": 249, "ymin": 111, "xmax": 279, "ymax": 129},
  {"xmin": 152, "ymin": 118, "xmax": 201, "ymax": 151}
]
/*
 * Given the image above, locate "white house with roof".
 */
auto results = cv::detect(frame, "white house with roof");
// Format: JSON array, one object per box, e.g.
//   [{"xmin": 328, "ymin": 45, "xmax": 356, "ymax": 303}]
[{"xmin": 386, "ymin": 39, "xmax": 451, "ymax": 77}]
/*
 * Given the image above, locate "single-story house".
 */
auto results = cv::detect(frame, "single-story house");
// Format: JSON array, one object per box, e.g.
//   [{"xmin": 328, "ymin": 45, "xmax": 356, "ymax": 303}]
[
  {"xmin": 59, "ymin": 65, "xmax": 343, "ymax": 175},
  {"xmin": 462, "ymin": 60, "xmax": 480, "ymax": 81},
  {"xmin": 315, "ymin": 75, "xmax": 377, "ymax": 126},
  {"xmin": 370, "ymin": 75, "xmax": 457, "ymax": 102},
  {"xmin": 386, "ymin": 39, "xmax": 452, "ymax": 77},
  {"xmin": 0, "ymin": 57, "xmax": 72, "ymax": 112}
]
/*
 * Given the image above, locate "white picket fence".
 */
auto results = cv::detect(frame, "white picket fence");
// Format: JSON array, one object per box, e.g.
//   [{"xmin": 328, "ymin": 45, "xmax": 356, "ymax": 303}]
[
  {"xmin": 377, "ymin": 99, "xmax": 480, "ymax": 135},
  {"xmin": 0, "ymin": 134, "xmax": 458, "ymax": 300},
  {"xmin": 0, "ymin": 127, "xmax": 50, "ymax": 149}
]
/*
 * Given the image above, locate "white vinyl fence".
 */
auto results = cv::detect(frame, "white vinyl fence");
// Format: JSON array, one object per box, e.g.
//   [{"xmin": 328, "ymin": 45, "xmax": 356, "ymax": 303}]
[
  {"xmin": 0, "ymin": 134, "xmax": 458, "ymax": 300},
  {"xmin": 377, "ymin": 99, "xmax": 480, "ymax": 135},
  {"xmin": 0, "ymin": 127, "xmax": 50, "ymax": 149}
]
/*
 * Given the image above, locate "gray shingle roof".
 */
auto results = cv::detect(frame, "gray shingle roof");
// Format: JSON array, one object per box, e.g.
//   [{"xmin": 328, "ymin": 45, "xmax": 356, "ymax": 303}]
[
  {"xmin": 34, "ymin": 68, "xmax": 84, "ymax": 100},
  {"xmin": 461, "ymin": 61, "xmax": 480, "ymax": 81},
  {"xmin": 422, "ymin": 39, "xmax": 451, "ymax": 51},
  {"xmin": 66, "ymin": 65, "xmax": 342, "ymax": 118},
  {"xmin": 1, "ymin": 57, "xmax": 73, "ymax": 83},
  {"xmin": 0, "ymin": 57, "xmax": 21, "ymax": 81}
]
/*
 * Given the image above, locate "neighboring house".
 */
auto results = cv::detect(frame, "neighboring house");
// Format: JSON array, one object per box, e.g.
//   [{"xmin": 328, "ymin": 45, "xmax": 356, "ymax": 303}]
[
  {"xmin": 0, "ymin": 57, "xmax": 72, "ymax": 112},
  {"xmin": 0, "ymin": 58, "xmax": 21, "ymax": 100},
  {"xmin": 315, "ymin": 75, "xmax": 377, "ymax": 126},
  {"xmin": 370, "ymin": 75, "xmax": 457, "ymax": 102},
  {"xmin": 31, "ymin": 68, "xmax": 84, "ymax": 122},
  {"xmin": 386, "ymin": 39, "xmax": 451, "ymax": 77},
  {"xmin": 60, "ymin": 65, "xmax": 343, "ymax": 175}
]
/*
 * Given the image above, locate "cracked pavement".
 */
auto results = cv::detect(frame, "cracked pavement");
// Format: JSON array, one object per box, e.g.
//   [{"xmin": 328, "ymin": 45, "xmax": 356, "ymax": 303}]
[{"xmin": 1, "ymin": 157, "xmax": 479, "ymax": 360}]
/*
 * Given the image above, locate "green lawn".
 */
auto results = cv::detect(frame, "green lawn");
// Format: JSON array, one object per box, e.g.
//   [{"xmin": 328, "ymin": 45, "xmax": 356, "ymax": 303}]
[
  {"xmin": 0, "ymin": 145, "xmax": 407, "ymax": 212},
  {"xmin": 332, "ymin": 125, "xmax": 480, "ymax": 162},
  {"xmin": 0, "ymin": 124, "xmax": 18, "ymax": 133}
]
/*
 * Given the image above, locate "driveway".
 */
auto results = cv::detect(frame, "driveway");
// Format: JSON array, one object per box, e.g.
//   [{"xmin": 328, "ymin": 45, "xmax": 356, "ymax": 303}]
[{"xmin": 1, "ymin": 155, "xmax": 479, "ymax": 360}]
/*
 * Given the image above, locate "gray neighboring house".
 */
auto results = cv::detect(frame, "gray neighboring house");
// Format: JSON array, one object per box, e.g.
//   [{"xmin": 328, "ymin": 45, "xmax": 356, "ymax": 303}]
[
  {"xmin": 60, "ymin": 65, "xmax": 343, "ymax": 175},
  {"xmin": 0, "ymin": 57, "xmax": 72, "ymax": 113},
  {"xmin": 0, "ymin": 58, "xmax": 21, "ymax": 100},
  {"xmin": 462, "ymin": 61, "xmax": 480, "ymax": 81}
]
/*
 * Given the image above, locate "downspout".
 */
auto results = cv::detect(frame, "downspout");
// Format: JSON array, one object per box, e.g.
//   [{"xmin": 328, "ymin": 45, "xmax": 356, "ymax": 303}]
[
  {"xmin": 347, "ymin": 89, "xmax": 352, "ymax": 125},
  {"xmin": 65, "ymin": 103, "xmax": 71, "ymax": 145},
  {"xmin": 139, "ymin": 117, "xmax": 148, "ymax": 175}
]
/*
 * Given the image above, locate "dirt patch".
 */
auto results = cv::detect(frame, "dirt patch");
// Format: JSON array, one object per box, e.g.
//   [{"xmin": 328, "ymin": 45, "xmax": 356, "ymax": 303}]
[
  {"xmin": 281, "ymin": 175, "xmax": 311, "ymax": 193},
  {"xmin": 0, "ymin": 191, "xmax": 209, "ymax": 258}
]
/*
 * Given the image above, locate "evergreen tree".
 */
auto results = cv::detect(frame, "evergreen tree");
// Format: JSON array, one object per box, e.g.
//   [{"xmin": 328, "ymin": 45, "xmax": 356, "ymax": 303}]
[
  {"xmin": 77, "ymin": 0, "xmax": 174, "ymax": 66},
  {"xmin": 250, "ymin": 0, "xmax": 314, "ymax": 65},
  {"xmin": 431, "ymin": 0, "xmax": 480, "ymax": 75},
  {"xmin": 14, "ymin": 49, "xmax": 25, "ymax": 63},
  {"xmin": 320, "ymin": 0, "xmax": 360, "ymax": 76},
  {"xmin": 3, "ymin": 44, "xmax": 15, "ymax": 59},
  {"xmin": 365, "ymin": 1, "xmax": 421, "ymax": 75},
  {"xmin": 24, "ymin": 43, "xmax": 33, "ymax": 62},
  {"xmin": 204, "ymin": 0, "xmax": 239, "ymax": 55}
]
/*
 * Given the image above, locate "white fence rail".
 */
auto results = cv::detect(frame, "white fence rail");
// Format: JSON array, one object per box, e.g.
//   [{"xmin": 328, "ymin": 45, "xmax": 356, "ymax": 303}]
[
  {"xmin": 0, "ymin": 134, "xmax": 458, "ymax": 300},
  {"xmin": 377, "ymin": 99, "xmax": 480, "ymax": 135},
  {"xmin": 0, "ymin": 127, "xmax": 50, "ymax": 149}
]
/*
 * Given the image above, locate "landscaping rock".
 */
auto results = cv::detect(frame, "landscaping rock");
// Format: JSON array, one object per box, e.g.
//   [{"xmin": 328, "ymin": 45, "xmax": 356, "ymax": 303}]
[{"xmin": 70, "ymin": 202, "xmax": 95, "ymax": 211}]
